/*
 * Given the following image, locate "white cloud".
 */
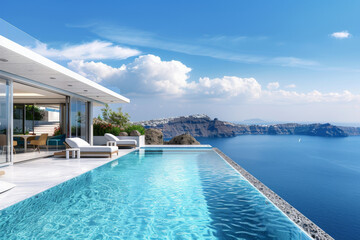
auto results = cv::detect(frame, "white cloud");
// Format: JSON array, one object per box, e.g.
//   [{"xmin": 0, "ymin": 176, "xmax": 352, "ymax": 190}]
[
  {"xmin": 68, "ymin": 55, "xmax": 261, "ymax": 99},
  {"xmin": 68, "ymin": 54, "xmax": 360, "ymax": 104},
  {"xmin": 267, "ymin": 82, "xmax": 280, "ymax": 90},
  {"xmin": 68, "ymin": 54, "xmax": 191, "ymax": 95},
  {"xmin": 31, "ymin": 40, "xmax": 140, "ymax": 60},
  {"xmin": 331, "ymin": 31, "xmax": 351, "ymax": 39},
  {"xmin": 194, "ymin": 76, "xmax": 262, "ymax": 99},
  {"xmin": 270, "ymin": 57, "xmax": 318, "ymax": 67},
  {"xmin": 263, "ymin": 89, "xmax": 360, "ymax": 103},
  {"xmin": 68, "ymin": 60, "xmax": 125, "ymax": 83},
  {"xmin": 74, "ymin": 24, "xmax": 319, "ymax": 68},
  {"xmin": 285, "ymin": 84, "xmax": 296, "ymax": 89}
]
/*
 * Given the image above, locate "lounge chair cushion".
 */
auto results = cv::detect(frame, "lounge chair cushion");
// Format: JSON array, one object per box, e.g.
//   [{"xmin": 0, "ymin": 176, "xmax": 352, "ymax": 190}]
[
  {"xmin": 65, "ymin": 138, "xmax": 118, "ymax": 153},
  {"xmin": 65, "ymin": 138, "xmax": 90, "ymax": 148},
  {"xmin": 104, "ymin": 133, "xmax": 119, "ymax": 142},
  {"xmin": 79, "ymin": 146, "xmax": 118, "ymax": 153},
  {"xmin": 116, "ymin": 140, "xmax": 137, "ymax": 145},
  {"xmin": 105, "ymin": 133, "xmax": 137, "ymax": 146}
]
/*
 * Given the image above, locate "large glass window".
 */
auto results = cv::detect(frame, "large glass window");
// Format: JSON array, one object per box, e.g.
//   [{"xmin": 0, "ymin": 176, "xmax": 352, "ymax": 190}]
[
  {"xmin": 70, "ymin": 98, "xmax": 87, "ymax": 140},
  {"xmin": 13, "ymin": 104, "xmax": 46, "ymax": 134},
  {"xmin": 13, "ymin": 104, "xmax": 24, "ymax": 134},
  {"xmin": 0, "ymin": 79, "xmax": 11, "ymax": 165},
  {"xmin": 25, "ymin": 105, "xmax": 35, "ymax": 133}
]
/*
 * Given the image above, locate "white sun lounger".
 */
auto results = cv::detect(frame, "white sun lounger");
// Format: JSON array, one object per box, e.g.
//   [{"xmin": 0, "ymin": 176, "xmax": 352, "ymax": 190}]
[
  {"xmin": 105, "ymin": 133, "xmax": 137, "ymax": 148},
  {"xmin": 55, "ymin": 138, "xmax": 119, "ymax": 158}
]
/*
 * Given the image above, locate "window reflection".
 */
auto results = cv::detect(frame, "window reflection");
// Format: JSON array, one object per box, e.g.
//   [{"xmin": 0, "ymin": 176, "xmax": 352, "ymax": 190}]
[
  {"xmin": 0, "ymin": 79, "xmax": 10, "ymax": 164},
  {"xmin": 71, "ymin": 98, "xmax": 87, "ymax": 140}
]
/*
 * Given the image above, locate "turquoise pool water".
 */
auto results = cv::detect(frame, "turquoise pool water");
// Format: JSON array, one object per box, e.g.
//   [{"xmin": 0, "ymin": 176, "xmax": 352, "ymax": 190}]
[{"xmin": 0, "ymin": 149, "xmax": 310, "ymax": 239}]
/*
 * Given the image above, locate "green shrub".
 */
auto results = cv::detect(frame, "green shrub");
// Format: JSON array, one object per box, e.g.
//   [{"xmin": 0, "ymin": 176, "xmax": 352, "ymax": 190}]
[
  {"xmin": 93, "ymin": 122, "xmax": 121, "ymax": 136},
  {"xmin": 125, "ymin": 125, "xmax": 145, "ymax": 135},
  {"xmin": 100, "ymin": 104, "xmax": 130, "ymax": 128}
]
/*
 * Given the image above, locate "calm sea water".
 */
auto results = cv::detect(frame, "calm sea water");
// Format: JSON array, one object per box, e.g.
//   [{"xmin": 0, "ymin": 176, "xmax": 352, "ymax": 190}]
[{"xmin": 197, "ymin": 135, "xmax": 360, "ymax": 240}]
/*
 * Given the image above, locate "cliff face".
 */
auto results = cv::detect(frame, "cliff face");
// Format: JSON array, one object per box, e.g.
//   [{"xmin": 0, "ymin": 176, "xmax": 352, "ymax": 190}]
[
  {"xmin": 233, "ymin": 123, "xmax": 348, "ymax": 137},
  {"xmin": 135, "ymin": 115, "xmax": 352, "ymax": 138},
  {"xmin": 147, "ymin": 115, "xmax": 238, "ymax": 138},
  {"xmin": 338, "ymin": 126, "xmax": 360, "ymax": 136}
]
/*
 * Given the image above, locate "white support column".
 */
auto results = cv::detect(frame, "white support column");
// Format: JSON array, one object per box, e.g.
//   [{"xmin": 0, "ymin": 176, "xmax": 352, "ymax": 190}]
[
  {"xmin": 66, "ymin": 96, "xmax": 71, "ymax": 138},
  {"xmin": 87, "ymin": 101, "xmax": 93, "ymax": 145},
  {"xmin": 9, "ymin": 79, "xmax": 13, "ymax": 165}
]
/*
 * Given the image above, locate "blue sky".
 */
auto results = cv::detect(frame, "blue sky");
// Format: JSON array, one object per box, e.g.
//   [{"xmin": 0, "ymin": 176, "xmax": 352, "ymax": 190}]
[{"xmin": 2, "ymin": 0, "xmax": 360, "ymax": 123}]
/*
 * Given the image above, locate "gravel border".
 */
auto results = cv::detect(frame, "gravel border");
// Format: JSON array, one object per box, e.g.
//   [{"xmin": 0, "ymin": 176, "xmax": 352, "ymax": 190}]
[{"xmin": 213, "ymin": 148, "xmax": 333, "ymax": 240}]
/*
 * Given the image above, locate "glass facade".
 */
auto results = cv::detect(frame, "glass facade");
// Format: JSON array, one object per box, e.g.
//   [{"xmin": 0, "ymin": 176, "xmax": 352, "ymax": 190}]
[
  {"xmin": 70, "ymin": 98, "xmax": 87, "ymax": 140},
  {"xmin": 25, "ymin": 105, "xmax": 35, "ymax": 133},
  {"xmin": 0, "ymin": 79, "xmax": 12, "ymax": 165},
  {"xmin": 13, "ymin": 104, "xmax": 47, "ymax": 135},
  {"xmin": 0, "ymin": 78, "xmax": 92, "ymax": 164},
  {"xmin": 13, "ymin": 104, "xmax": 24, "ymax": 134},
  {"xmin": 0, "ymin": 19, "xmax": 97, "ymax": 162}
]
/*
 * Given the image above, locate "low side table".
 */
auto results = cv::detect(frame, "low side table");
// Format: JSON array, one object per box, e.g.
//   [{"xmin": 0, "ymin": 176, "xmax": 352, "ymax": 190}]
[{"xmin": 65, "ymin": 148, "xmax": 80, "ymax": 159}]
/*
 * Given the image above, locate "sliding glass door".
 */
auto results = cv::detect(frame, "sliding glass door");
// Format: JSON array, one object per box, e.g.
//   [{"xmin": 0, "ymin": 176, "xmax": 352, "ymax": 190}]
[
  {"xmin": 0, "ymin": 79, "xmax": 12, "ymax": 165},
  {"xmin": 13, "ymin": 104, "xmax": 24, "ymax": 134},
  {"xmin": 70, "ymin": 98, "xmax": 88, "ymax": 141}
]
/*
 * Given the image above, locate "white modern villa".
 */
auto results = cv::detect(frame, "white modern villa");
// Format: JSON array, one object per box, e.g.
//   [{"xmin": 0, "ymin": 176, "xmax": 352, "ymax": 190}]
[{"xmin": 0, "ymin": 19, "xmax": 129, "ymax": 166}]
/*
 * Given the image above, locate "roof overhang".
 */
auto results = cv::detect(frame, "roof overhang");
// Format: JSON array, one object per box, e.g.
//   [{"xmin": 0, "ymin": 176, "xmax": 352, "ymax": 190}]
[{"xmin": 0, "ymin": 35, "xmax": 130, "ymax": 105}]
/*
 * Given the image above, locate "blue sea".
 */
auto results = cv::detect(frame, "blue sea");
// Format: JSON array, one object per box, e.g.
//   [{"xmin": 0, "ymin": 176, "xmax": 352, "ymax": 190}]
[{"xmin": 197, "ymin": 135, "xmax": 360, "ymax": 240}]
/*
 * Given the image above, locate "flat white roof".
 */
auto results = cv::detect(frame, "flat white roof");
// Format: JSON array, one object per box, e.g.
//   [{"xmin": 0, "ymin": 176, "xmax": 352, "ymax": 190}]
[{"xmin": 0, "ymin": 35, "xmax": 129, "ymax": 105}]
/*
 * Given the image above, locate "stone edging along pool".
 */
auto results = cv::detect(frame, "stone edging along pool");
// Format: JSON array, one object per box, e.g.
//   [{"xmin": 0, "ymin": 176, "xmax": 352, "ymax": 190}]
[{"xmin": 213, "ymin": 148, "xmax": 333, "ymax": 240}]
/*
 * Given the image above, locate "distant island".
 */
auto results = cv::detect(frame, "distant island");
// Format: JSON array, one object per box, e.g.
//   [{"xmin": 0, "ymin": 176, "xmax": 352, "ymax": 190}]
[{"xmin": 135, "ymin": 114, "xmax": 360, "ymax": 138}]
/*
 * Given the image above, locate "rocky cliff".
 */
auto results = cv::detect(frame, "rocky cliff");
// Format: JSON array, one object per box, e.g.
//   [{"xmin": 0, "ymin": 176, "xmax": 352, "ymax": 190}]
[
  {"xmin": 338, "ymin": 126, "xmax": 360, "ymax": 136},
  {"xmin": 135, "ymin": 115, "xmax": 355, "ymax": 138},
  {"xmin": 136, "ymin": 115, "xmax": 239, "ymax": 138}
]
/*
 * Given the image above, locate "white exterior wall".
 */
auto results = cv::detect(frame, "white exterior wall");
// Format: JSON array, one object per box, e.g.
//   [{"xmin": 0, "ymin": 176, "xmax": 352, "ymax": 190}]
[{"xmin": 47, "ymin": 111, "xmax": 59, "ymax": 122}]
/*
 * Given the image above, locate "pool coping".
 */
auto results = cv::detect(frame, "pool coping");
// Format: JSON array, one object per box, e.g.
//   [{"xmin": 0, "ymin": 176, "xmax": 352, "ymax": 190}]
[{"xmin": 213, "ymin": 148, "xmax": 334, "ymax": 240}]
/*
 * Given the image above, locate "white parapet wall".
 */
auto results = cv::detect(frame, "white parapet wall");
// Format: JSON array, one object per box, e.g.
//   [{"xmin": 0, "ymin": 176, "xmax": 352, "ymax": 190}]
[
  {"xmin": 118, "ymin": 136, "xmax": 145, "ymax": 147},
  {"xmin": 93, "ymin": 135, "xmax": 144, "ymax": 147}
]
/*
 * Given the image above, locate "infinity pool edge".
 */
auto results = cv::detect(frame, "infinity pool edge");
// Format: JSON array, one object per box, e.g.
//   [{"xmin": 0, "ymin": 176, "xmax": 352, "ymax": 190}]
[{"xmin": 213, "ymin": 147, "xmax": 333, "ymax": 240}]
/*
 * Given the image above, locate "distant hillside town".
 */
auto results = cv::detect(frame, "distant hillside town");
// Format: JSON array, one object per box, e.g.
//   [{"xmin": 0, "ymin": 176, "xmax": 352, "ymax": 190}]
[{"xmin": 135, "ymin": 114, "xmax": 360, "ymax": 138}]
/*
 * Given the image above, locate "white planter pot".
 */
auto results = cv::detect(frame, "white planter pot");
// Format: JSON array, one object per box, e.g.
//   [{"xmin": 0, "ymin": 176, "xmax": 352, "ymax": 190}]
[{"xmin": 93, "ymin": 135, "xmax": 144, "ymax": 147}]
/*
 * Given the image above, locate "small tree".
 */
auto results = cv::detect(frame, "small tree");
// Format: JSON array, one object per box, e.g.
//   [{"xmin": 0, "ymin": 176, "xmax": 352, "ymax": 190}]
[
  {"xmin": 100, "ymin": 104, "xmax": 130, "ymax": 128},
  {"xmin": 101, "ymin": 104, "xmax": 111, "ymax": 122},
  {"xmin": 109, "ymin": 108, "xmax": 130, "ymax": 127}
]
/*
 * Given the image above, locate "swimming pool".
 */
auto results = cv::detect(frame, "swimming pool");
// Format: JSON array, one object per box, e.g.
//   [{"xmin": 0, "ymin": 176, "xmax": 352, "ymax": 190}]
[{"xmin": 0, "ymin": 149, "xmax": 310, "ymax": 239}]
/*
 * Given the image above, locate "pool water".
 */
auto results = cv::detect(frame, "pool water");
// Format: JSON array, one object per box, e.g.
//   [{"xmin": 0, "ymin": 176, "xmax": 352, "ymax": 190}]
[{"xmin": 0, "ymin": 149, "xmax": 310, "ymax": 239}]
